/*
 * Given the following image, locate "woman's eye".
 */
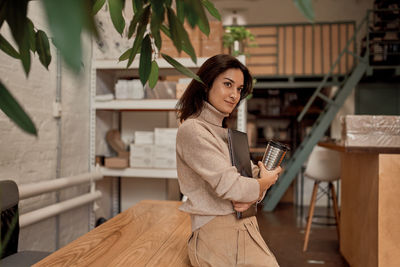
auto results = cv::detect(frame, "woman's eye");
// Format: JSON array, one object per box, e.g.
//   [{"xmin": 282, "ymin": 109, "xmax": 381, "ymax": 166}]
[
  {"xmin": 224, "ymin": 82, "xmax": 232, "ymax": 87},
  {"xmin": 237, "ymin": 87, "xmax": 243, "ymax": 92}
]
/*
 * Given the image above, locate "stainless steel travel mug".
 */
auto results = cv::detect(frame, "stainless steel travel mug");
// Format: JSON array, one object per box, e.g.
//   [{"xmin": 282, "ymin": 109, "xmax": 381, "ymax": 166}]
[{"xmin": 262, "ymin": 140, "xmax": 289, "ymax": 170}]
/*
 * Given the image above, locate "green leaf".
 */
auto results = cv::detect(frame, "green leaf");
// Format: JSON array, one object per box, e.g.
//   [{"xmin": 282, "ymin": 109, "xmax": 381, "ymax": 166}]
[
  {"xmin": 150, "ymin": 13, "xmax": 162, "ymax": 50},
  {"xmin": 161, "ymin": 53, "xmax": 203, "ymax": 84},
  {"xmin": 0, "ymin": 1, "xmax": 7, "ymax": 28},
  {"xmin": 128, "ymin": 4, "xmax": 149, "ymax": 39},
  {"xmin": 19, "ymin": 38, "xmax": 31, "ymax": 76},
  {"xmin": 0, "ymin": 34, "xmax": 20, "ymax": 59},
  {"xmin": 5, "ymin": 0, "xmax": 28, "ymax": 44},
  {"xmin": 84, "ymin": 3, "xmax": 100, "ymax": 39},
  {"xmin": 160, "ymin": 24, "xmax": 171, "ymax": 39},
  {"xmin": 5, "ymin": 0, "xmax": 30, "ymax": 75},
  {"xmin": 42, "ymin": 0, "xmax": 83, "ymax": 71},
  {"xmin": 164, "ymin": 6, "xmax": 196, "ymax": 63},
  {"xmin": 128, "ymin": 8, "xmax": 143, "ymax": 38},
  {"xmin": 190, "ymin": 0, "xmax": 209, "ymax": 36},
  {"xmin": 119, "ymin": 48, "xmax": 132, "ymax": 61},
  {"xmin": 27, "ymin": 19, "xmax": 36, "ymax": 53},
  {"xmin": 132, "ymin": 0, "xmax": 143, "ymax": 13},
  {"xmin": 139, "ymin": 34, "xmax": 152, "ymax": 86},
  {"xmin": 148, "ymin": 60, "xmax": 159, "ymax": 88},
  {"xmin": 127, "ymin": 21, "xmax": 146, "ymax": 67},
  {"xmin": 181, "ymin": 41, "xmax": 197, "ymax": 63},
  {"xmin": 108, "ymin": 0, "xmax": 125, "ymax": 35},
  {"xmin": 93, "ymin": 0, "xmax": 106, "ymax": 14},
  {"xmin": 0, "ymin": 81, "xmax": 37, "ymax": 135},
  {"xmin": 175, "ymin": 18, "xmax": 196, "ymax": 63},
  {"xmin": 167, "ymin": 7, "xmax": 182, "ymax": 52},
  {"xmin": 293, "ymin": 0, "xmax": 314, "ymax": 22},
  {"xmin": 149, "ymin": 0, "xmax": 164, "ymax": 18},
  {"xmin": 183, "ymin": 1, "xmax": 196, "ymax": 28},
  {"xmin": 202, "ymin": 0, "xmax": 221, "ymax": 21},
  {"xmin": 36, "ymin": 30, "xmax": 52, "ymax": 69},
  {"xmin": 176, "ymin": 0, "xmax": 185, "ymax": 23}
]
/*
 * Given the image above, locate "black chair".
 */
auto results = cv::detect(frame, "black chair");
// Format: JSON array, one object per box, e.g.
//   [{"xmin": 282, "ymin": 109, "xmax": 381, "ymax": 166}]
[{"xmin": 1, "ymin": 180, "xmax": 50, "ymax": 266}]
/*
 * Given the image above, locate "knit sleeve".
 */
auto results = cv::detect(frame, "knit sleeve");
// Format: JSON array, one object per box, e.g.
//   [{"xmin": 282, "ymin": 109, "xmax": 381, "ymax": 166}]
[{"xmin": 176, "ymin": 121, "xmax": 260, "ymax": 203}]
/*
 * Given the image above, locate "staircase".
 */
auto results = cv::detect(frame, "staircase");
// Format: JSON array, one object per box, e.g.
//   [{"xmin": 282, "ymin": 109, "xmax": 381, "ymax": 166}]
[{"xmin": 262, "ymin": 10, "xmax": 379, "ymax": 211}]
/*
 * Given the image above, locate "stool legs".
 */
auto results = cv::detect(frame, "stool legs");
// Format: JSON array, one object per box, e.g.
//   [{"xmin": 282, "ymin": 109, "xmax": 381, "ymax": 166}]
[
  {"xmin": 330, "ymin": 182, "xmax": 340, "ymax": 242},
  {"xmin": 303, "ymin": 181, "xmax": 319, "ymax": 252}
]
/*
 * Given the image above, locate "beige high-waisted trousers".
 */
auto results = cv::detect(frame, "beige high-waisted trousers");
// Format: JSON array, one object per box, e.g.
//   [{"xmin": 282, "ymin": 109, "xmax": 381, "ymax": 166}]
[{"xmin": 187, "ymin": 214, "xmax": 279, "ymax": 267}]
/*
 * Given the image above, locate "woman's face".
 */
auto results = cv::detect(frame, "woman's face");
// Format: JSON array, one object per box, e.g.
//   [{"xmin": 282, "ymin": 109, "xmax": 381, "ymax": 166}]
[{"xmin": 208, "ymin": 68, "xmax": 244, "ymax": 114}]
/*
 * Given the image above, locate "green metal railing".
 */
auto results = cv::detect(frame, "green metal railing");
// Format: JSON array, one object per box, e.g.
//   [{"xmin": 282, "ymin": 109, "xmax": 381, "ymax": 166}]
[{"xmin": 262, "ymin": 11, "xmax": 375, "ymax": 211}]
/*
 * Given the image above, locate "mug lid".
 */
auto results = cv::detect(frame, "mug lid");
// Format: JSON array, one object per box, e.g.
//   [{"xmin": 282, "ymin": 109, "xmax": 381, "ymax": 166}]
[{"xmin": 268, "ymin": 140, "xmax": 290, "ymax": 151}]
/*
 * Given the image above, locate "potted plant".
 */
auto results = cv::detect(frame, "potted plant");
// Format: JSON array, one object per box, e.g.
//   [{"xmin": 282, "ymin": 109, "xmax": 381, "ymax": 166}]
[{"xmin": 223, "ymin": 26, "xmax": 257, "ymax": 56}]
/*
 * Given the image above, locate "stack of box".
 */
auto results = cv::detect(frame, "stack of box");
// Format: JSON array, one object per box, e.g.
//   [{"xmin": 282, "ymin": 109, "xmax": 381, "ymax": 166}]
[
  {"xmin": 130, "ymin": 131, "xmax": 154, "ymax": 168},
  {"xmin": 154, "ymin": 128, "xmax": 178, "ymax": 169},
  {"xmin": 341, "ymin": 115, "xmax": 400, "ymax": 147},
  {"xmin": 129, "ymin": 128, "xmax": 178, "ymax": 169},
  {"xmin": 115, "ymin": 79, "xmax": 144, "ymax": 99}
]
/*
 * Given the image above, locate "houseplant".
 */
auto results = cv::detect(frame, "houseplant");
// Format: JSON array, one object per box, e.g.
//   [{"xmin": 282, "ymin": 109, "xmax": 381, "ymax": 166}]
[{"xmin": 223, "ymin": 26, "xmax": 256, "ymax": 57}]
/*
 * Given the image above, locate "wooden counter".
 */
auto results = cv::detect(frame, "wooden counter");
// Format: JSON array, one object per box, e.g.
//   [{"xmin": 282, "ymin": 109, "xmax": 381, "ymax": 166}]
[
  {"xmin": 319, "ymin": 142, "xmax": 400, "ymax": 267},
  {"xmin": 33, "ymin": 200, "xmax": 191, "ymax": 267}
]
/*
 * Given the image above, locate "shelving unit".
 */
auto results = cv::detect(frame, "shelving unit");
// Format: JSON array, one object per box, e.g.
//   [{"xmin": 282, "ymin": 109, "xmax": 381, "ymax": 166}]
[
  {"xmin": 94, "ymin": 99, "xmax": 178, "ymax": 111},
  {"xmin": 100, "ymin": 167, "xmax": 178, "ymax": 179},
  {"xmin": 90, "ymin": 55, "xmax": 247, "ymax": 214}
]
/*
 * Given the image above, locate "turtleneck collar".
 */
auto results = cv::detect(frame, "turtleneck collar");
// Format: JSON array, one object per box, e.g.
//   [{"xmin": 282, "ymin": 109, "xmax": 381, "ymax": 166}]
[{"xmin": 198, "ymin": 101, "xmax": 229, "ymax": 127}]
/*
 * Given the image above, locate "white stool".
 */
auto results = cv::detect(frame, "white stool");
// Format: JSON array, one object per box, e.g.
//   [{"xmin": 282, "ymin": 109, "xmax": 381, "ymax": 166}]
[{"xmin": 303, "ymin": 146, "xmax": 341, "ymax": 252}]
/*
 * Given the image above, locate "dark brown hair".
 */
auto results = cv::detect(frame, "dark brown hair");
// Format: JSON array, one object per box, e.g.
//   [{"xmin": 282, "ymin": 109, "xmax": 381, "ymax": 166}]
[{"xmin": 177, "ymin": 54, "xmax": 253, "ymax": 122}]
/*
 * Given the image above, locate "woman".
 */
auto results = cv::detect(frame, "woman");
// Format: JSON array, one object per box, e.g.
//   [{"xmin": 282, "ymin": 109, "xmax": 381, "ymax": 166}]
[{"xmin": 176, "ymin": 54, "xmax": 281, "ymax": 266}]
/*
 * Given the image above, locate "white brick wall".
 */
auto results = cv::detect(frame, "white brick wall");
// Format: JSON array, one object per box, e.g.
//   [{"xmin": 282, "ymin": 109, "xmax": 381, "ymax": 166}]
[{"xmin": 0, "ymin": 2, "xmax": 92, "ymax": 252}]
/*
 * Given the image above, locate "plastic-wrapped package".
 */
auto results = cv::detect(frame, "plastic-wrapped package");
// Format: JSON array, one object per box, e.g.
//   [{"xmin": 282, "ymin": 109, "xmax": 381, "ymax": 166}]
[{"xmin": 341, "ymin": 115, "xmax": 400, "ymax": 147}]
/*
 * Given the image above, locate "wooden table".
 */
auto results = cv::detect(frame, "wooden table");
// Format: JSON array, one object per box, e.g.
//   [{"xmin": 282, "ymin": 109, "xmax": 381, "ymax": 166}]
[
  {"xmin": 33, "ymin": 200, "xmax": 191, "ymax": 267},
  {"xmin": 319, "ymin": 142, "xmax": 400, "ymax": 267}
]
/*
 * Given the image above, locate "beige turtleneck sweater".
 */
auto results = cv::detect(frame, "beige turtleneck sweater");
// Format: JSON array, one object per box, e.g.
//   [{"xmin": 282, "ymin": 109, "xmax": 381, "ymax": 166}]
[{"xmin": 176, "ymin": 102, "xmax": 260, "ymax": 231}]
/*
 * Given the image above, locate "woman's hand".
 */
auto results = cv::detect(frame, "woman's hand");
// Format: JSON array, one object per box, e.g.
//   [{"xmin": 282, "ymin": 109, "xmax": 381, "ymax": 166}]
[
  {"xmin": 232, "ymin": 200, "xmax": 256, "ymax": 212},
  {"xmin": 257, "ymin": 162, "xmax": 282, "ymax": 196}
]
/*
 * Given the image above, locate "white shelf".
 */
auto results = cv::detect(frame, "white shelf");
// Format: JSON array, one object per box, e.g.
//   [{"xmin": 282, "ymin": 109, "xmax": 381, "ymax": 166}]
[
  {"xmin": 94, "ymin": 57, "xmax": 210, "ymax": 70},
  {"xmin": 100, "ymin": 167, "xmax": 178, "ymax": 179},
  {"xmin": 95, "ymin": 99, "xmax": 178, "ymax": 110}
]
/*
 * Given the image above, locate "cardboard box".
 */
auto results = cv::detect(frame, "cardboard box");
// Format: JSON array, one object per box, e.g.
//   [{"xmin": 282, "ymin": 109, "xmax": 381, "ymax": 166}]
[
  {"xmin": 154, "ymin": 128, "xmax": 178, "ymax": 146},
  {"xmin": 341, "ymin": 115, "xmax": 400, "ymax": 147},
  {"xmin": 134, "ymin": 131, "xmax": 154, "ymax": 145},
  {"xmin": 105, "ymin": 157, "xmax": 129, "ymax": 169},
  {"xmin": 130, "ymin": 156, "xmax": 153, "ymax": 168},
  {"xmin": 154, "ymin": 145, "xmax": 176, "ymax": 158},
  {"xmin": 130, "ymin": 144, "xmax": 154, "ymax": 167},
  {"xmin": 153, "ymin": 156, "xmax": 177, "ymax": 169},
  {"xmin": 130, "ymin": 144, "xmax": 154, "ymax": 157}
]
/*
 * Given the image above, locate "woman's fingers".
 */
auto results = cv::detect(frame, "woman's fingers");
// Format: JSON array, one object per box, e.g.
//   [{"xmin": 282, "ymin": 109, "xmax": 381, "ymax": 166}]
[
  {"xmin": 257, "ymin": 161, "xmax": 265, "ymax": 170},
  {"xmin": 232, "ymin": 201, "xmax": 253, "ymax": 212},
  {"xmin": 257, "ymin": 162, "xmax": 282, "ymax": 174}
]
